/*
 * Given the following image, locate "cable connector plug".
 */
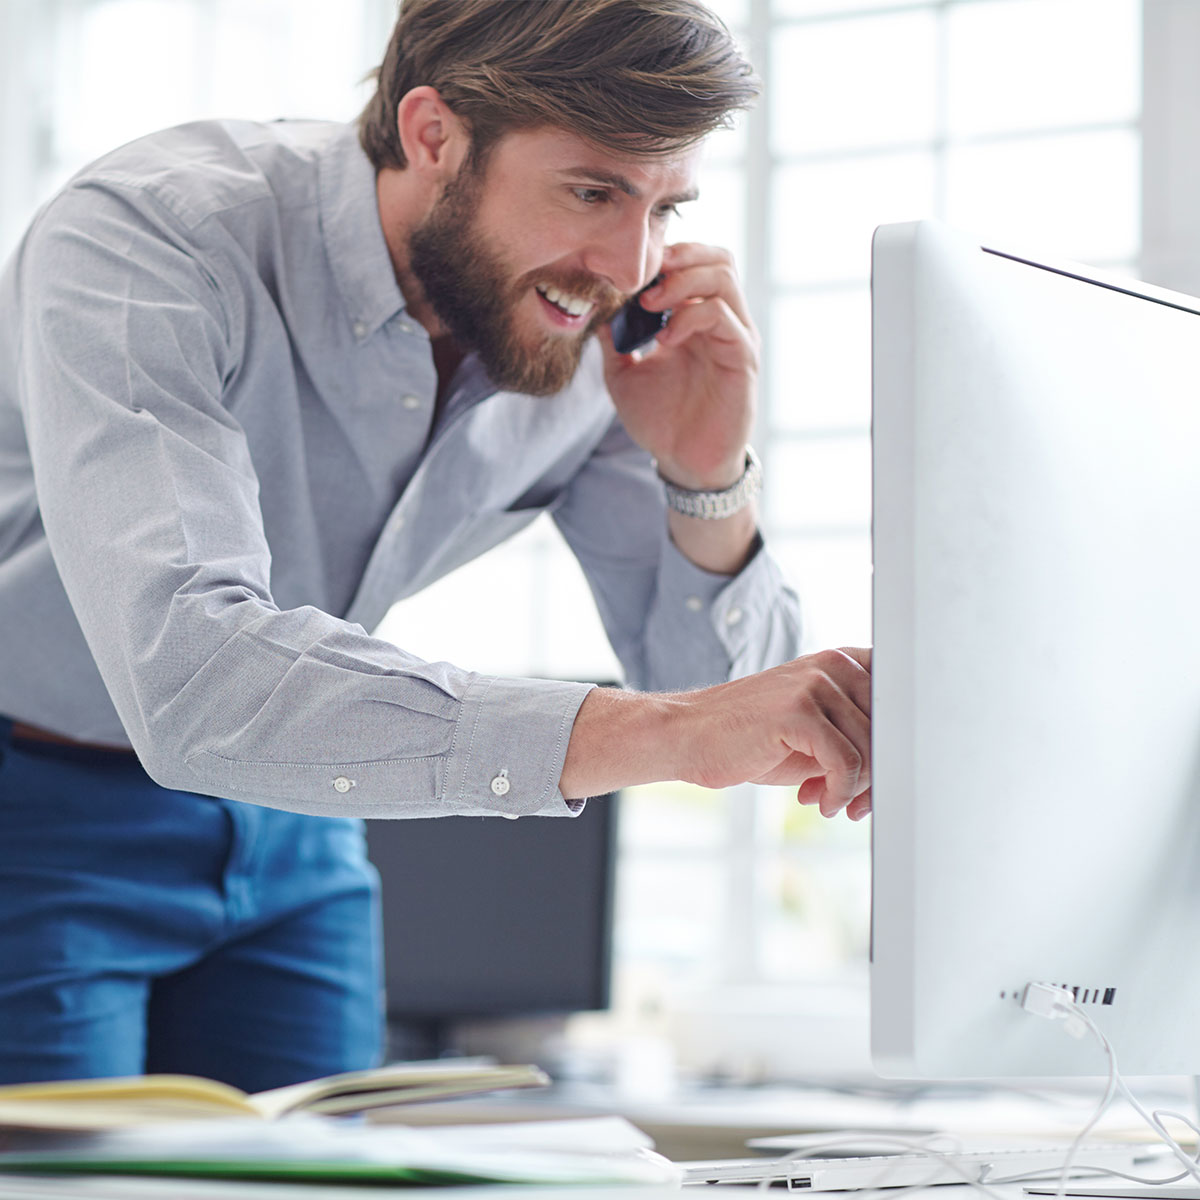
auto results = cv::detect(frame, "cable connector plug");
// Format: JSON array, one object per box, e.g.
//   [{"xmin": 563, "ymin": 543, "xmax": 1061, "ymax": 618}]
[{"xmin": 1022, "ymin": 982, "xmax": 1088, "ymax": 1038}]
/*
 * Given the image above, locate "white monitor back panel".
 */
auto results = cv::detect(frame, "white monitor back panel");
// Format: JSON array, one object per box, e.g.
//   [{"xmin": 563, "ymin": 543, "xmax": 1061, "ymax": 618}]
[{"xmin": 871, "ymin": 220, "xmax": 1200, "ymax": 1078}]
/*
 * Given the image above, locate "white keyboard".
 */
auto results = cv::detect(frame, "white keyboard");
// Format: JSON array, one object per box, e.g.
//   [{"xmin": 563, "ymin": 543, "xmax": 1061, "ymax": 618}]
[{"xmin": 681, "ymin": 1143, "xmax": 1160, "ymax": 1190}]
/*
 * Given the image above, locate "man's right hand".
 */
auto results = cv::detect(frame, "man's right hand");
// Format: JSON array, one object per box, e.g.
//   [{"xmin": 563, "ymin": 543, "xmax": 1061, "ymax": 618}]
[{"xmin": 559, "ymin": 648, "xmax": 872, "ymax": 820}]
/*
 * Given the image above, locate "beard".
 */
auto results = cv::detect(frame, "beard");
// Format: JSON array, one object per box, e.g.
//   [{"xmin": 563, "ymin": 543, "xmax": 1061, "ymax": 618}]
[{"xmin": 408, "ymin": 165, "xmax": 625, "ymax": 396}]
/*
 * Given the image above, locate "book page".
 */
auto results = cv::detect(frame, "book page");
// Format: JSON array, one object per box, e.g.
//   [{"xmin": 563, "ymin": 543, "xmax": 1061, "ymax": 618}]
[
  {"xmin": 0, "ymin": 1076, "xmax": 260, "ymax": 1131},
  {"xmin": 249, "ymin": 1063, "xmax": 549, "ymax": 1118}
]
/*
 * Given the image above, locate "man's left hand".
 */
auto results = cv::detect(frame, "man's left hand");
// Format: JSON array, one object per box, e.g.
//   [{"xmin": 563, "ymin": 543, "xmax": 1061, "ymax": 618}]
[{"xmin": 599, "ymin": 241, "xmax": 759, "ymax": 492}]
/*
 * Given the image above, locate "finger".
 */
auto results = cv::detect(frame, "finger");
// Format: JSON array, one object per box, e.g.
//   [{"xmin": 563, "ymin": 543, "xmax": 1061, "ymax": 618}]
[
  {"xmin": 661, "ymin": 241, "xmax": 737, "ymax": 272},
  {"xmin": 795, "ymin": 773, "xmax": 871, "ymax": 819},
  {"xmin": 643, "ymin": 260, "xmax": 752, "ymax": 329},
  {"xmin": 787, "ymin": 699, "xmax": 868, "ymax": 817},
  {"xmin": 796, "ymin": 775, "xmax": 827, "ymax": 807},
  {"xmin": 804, "ymin": 648, "xmax": 871, "ymax": 717},
  {"xmin": 846, "ymin": 790, "xmax": 873, "ymax": 822},
  {"xmin": 801, "ymin": 653, "xmax": 872, "ymax": 760},
  {"xmin": 659, "ymin": 297, "xmax": 756, "ymax": 366}
]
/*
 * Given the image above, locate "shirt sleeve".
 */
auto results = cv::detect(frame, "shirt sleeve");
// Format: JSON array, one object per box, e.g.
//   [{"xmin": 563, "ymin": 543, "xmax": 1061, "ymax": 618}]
[
  {"xmin": 551, "ymin": 418, "xmax": 803, "ymax": 692},
  {"xmin": 16, "ymin": 179, "xmax": 591, "ymax": 819}
]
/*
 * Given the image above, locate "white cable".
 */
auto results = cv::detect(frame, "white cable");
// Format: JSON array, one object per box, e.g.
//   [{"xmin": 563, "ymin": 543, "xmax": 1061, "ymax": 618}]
[
  {"xmin": 1113, "ymin": 1089, "xmax": 1200, "ymax": 1183},
  {"xmin": 744, "ymin": 992, "xmax": 1198, "ymax": 1199},
  {"xmin": 1022, "ymin": 983, "xmax": 1200, "ymax": 1190}
]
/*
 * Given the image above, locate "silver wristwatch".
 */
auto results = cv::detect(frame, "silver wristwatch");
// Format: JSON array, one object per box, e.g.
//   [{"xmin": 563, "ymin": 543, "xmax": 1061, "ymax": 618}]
[{"xmin": 658, "ymin": 446, "xmax": 763, "ymax": 519}]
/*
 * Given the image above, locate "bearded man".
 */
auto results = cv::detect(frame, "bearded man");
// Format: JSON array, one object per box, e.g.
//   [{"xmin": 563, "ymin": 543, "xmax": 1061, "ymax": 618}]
[{"xmin": 0, "ymin": 0, "xmax": 871, "ymax": 1088}]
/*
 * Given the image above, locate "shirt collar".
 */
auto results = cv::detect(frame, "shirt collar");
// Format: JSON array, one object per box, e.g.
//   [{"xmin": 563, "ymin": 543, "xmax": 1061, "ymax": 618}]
[{"xmin": 317, "ymin": 123, "xmax": 407, "ymax": 341}]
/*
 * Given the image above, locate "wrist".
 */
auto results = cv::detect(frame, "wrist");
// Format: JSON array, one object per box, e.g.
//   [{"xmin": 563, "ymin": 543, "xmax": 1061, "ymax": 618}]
[
  {"xmin": 668, "ymin": 506, "xmax": 759, "ymax": 574},
  {"xmin": 658, "ymin": 446, "xmax": 763, "ymax": 521},
  {"xmin": 656, "ymin": 453, "xmax": 746, "ymax": 493},
  {"xmin": 560, "ymin": 687, "xmax": 687, "ymax": 799}
]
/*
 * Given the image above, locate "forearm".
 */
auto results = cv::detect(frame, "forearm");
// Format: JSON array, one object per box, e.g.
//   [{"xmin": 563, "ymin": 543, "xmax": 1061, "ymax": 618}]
[
  {"xmin": 559, "ymin": 686, "xmax": 682, "ymax": 799},
  {"xmin": 666, "ymin": 501, "xmax": 759, "ymax": 575},
  {"xmin": 558, "ymin": 649, "xmax": 874, "ymax": 820}
]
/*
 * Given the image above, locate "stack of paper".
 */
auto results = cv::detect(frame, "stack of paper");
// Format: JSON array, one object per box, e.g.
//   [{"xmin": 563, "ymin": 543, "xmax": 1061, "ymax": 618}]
[
  {"xmin": 0, "ymin": 1116, "xmax": 680, "ymax": 1186},
  {"xmin": 0, "ymin": 1066, "xmax": 679, "ymax": 1186}
]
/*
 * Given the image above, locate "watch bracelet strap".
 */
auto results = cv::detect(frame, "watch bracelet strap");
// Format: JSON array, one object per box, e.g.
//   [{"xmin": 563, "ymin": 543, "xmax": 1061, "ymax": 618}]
[{"xmin": 658, "ymin": 446, "xmax": 763, "ymax": 519}]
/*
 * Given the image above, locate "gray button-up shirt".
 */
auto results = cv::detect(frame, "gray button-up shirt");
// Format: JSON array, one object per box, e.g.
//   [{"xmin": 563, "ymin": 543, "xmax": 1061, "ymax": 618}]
[{"xmin": 0, "ymin": 119, "xmax": 801, "ymax": 818}]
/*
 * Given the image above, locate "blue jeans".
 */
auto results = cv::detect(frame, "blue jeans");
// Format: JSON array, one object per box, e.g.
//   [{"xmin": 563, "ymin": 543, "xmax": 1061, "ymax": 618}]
[{"xmin": 0, "ymin": 717, "xmax": 383, "ymax": 1089}]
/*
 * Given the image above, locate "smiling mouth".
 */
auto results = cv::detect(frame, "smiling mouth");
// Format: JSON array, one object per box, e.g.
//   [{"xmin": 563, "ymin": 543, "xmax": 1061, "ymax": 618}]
[{"xmin": 535, "ymin": 283, "xmax": 596, "ymax": 322}]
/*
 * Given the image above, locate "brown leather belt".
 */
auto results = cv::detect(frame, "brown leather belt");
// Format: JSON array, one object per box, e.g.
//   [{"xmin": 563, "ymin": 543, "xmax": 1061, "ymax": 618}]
[{"xmin": 10, "ymin": 720, "xmax": 136, "ymax": 755}]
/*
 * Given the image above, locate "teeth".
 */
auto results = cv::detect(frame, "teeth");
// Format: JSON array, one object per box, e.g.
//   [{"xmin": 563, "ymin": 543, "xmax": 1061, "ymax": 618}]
[{"xmin": 537, "ymin": 284, "xmax": 593, "ymax": 318}]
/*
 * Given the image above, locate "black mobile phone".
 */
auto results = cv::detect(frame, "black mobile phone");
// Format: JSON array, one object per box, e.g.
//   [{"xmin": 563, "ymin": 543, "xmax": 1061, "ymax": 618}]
[{"xmin": 610, "ymin": 275, "xmax": 670, "ymax": 354}]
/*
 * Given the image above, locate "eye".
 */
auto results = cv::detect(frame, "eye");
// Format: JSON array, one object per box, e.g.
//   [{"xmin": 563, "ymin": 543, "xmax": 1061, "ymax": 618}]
[
  {"xmin": 572, "ymin": 187, "xmax": 609, "ymax": 206},
  {"xmin": 654, "ymin": 203, "xmax": 682, "ymax": 221}
]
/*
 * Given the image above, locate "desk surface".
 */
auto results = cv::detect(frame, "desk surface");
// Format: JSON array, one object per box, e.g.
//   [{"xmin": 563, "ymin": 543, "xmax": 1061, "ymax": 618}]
[
  {"xmin": 0, "ymin": 1079, "xmax": 1172, "ymax": 1200},
  {"xmin": 378, "ymin": 1078, "xmax": 1159, "ymax": 1161}
]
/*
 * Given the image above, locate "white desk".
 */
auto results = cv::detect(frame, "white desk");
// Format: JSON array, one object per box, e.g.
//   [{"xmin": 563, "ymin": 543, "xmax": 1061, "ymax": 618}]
[
  {"xmin": 380, "ymin": 1078, "xmax": 1159, "ymax": 1161},
  {"xmin": 0, "ymin": 1079, "xmax": 1173, "ymax": 1200}
]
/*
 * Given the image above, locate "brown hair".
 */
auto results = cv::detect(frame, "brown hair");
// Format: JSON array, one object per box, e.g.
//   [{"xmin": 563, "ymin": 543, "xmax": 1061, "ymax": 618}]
[{"xmin": 358, "ymin": 0, "xmax": 759, "ymax": 172}]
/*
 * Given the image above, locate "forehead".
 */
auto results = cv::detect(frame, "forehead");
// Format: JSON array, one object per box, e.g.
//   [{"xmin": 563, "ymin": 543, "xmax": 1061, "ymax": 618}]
[{"xmin": 487, "ymin": 126, "xmax": 703, "ymax": 198}]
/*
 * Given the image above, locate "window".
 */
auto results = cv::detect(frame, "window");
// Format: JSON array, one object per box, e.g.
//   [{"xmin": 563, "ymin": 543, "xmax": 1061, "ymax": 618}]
[
  {"xmin": 0, "ymin": 0, "xmax": 391, "ymax": 258},
  {"xmin": 584, "ymin": 0, "xmax": 1145, "ymax": 1077}
]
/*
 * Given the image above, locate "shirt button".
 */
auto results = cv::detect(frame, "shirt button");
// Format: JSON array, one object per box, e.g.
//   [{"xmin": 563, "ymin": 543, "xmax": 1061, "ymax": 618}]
[
  {"xmin": 401, "ymin": 394, "xmax": 422, "ymax": 411},
  {"xmin": 397, "ymin": 320, "xmax": 415, "ymax": 335},
  {"xmin": 332, "ymin": 776, "xmax": 355, "ymax": 793},
  {"xmin": 685, "ymin": 595, "xmax": 703, "ymax": 612},
  {"xmin": 725, "ymin": 606, "xmax": 744, "ymax": 626},
  {"xmin": 490, "ymin": 770, "xmax": 511, "ymax": 797},
  {"xmin": 352, "ymin": 321, "xmax": 367, "ymax": 339}
]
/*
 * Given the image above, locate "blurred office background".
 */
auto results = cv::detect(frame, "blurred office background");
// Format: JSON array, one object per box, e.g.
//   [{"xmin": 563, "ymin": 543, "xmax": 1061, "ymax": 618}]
[{"xmin": 2, "ymin": 0, "xmax": 1196, "ymax": 1084}]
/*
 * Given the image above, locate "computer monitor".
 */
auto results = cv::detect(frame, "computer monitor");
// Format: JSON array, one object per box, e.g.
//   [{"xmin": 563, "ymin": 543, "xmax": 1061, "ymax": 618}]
[
  {"xmin": 365, "ymin": 793, "xmax": 616, "ymax": 1058},
  {"xmin": 870, "ymin": 220, "xmax": 1200, "ymax": 1079}
]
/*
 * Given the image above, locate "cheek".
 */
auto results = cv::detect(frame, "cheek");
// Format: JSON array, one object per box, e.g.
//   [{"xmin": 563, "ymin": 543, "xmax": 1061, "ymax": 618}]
[{"xmin": 505, "ymin": 211, "xmax": 594, "ymax": 282}]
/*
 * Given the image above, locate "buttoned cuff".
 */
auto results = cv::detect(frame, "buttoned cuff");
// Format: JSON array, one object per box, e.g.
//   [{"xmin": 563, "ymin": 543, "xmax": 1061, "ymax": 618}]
[
  {"xmin": 651, "ymin": 531, "xmax": 800, "ymax": 688},
  {"xmin": 442, "ymin": 675, "xmax": 597, "ymax": 816},
  {"xmin": 658, "ymin": 531, "xmax": 776, "ymax": 650}
]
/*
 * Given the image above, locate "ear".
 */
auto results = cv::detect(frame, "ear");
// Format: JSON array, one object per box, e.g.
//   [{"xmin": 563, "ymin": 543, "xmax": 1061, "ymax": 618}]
[{"xmin": 396, "ymin": 85, "xmax": 470, "ymax": 181}]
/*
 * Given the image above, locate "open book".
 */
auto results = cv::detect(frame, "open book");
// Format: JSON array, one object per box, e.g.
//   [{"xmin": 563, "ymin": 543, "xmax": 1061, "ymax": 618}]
[{"xmin": 0, "ymin": 1062, "xmax": 549, "ymax": 1131}]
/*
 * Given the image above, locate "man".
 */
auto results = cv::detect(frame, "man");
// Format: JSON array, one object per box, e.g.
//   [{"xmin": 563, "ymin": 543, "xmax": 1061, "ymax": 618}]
[{"xmin": 0, "ymin": 0, "xmax": 871, "ymax": 1088}]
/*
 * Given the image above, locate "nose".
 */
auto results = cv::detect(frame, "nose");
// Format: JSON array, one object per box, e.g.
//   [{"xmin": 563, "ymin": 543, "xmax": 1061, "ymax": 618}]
[{"xmin": 582, "ymin": 211, "xmax": 658, "ymax": 296}]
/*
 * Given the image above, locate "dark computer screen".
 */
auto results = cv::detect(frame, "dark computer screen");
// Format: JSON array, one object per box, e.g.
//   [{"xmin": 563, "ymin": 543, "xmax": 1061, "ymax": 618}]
[{"xmin": 364, "ymin": 794, "xmax": 616, "ymax": 1038}]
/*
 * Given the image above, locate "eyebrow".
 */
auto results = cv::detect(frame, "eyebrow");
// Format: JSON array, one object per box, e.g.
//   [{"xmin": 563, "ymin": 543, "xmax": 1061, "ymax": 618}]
[{"xmin": 560, "ymin": 167, "xmax": 699, "ymax": 207}]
